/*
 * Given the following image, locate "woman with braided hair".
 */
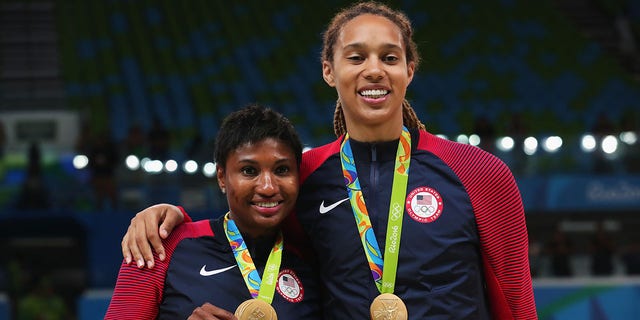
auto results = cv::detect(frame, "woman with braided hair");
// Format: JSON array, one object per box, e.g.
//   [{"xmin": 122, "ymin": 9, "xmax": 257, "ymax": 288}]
[{"xmin": 120, "ymin": 2, "xmax": 537, "ymax": 319}]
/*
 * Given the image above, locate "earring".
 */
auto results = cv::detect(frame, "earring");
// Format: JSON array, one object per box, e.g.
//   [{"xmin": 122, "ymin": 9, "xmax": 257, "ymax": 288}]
[{"xmin": 221, "ymin": 187, "xmax": 226, "ymax": 194}]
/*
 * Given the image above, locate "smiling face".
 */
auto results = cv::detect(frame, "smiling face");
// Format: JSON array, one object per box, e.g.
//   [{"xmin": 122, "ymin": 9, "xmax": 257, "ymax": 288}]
[
  {"xmin": 217, "ymin": 138, "xmax": 299, "ymax": 239},
  {"xmin": 323, "ymin": 14, "xmax": 415, "ymax": 142}
]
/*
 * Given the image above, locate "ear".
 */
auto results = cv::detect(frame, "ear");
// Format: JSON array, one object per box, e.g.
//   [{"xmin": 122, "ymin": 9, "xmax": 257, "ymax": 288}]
[
  {"xmin": 216, "ymin": 166, "xmax": 226, "ymax": 193},
  {"xmin": 406, "ymin": 61, "xmax": 416, "ymax": 85},
  {"xmin": 322, "ymin": 61, "xmax": 336, "ymax": 87}
]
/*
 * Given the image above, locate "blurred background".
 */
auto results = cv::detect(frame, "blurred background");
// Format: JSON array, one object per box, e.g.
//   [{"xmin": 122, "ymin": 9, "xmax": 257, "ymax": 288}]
[{"xmin": 0, "ymin": 0, "xmax": 639, "ymax": 319}]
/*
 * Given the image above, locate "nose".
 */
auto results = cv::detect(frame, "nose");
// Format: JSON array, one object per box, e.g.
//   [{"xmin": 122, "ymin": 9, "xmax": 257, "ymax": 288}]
[
  {"xmin": 256, "ymin": 172, "xmax": 278, "ymax": 196},
  {"xmin": 363, "ymin": 58, "xmax": 384, "ymax": 81}
]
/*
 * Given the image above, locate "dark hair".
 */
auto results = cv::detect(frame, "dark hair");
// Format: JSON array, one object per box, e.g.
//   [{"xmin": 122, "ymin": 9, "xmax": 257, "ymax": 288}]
[
  {"xmin": 214, "ymin": 104, "xmax": 303, "ymax": 169},
  {"xmin": 321, "ymin": 1, "xmax": 420, "ymax": 70}
]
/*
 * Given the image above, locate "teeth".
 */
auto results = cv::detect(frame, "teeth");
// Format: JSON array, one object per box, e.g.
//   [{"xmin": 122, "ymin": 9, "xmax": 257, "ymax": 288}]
[
  {"xmin": 256, "ymin": 202, "xmax": 278, "ymax": 208},
  {"xmin": 360, "ymin": 89, "xmax": 388, "ymax": 98}
]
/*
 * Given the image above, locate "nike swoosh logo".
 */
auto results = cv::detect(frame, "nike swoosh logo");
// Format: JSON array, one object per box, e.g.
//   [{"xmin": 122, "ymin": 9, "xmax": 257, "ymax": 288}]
[
  {"xmin": 319, "ymin": 198, "xmax": 350, "ymax": 214},
  {"xmin": 200, "ymin": 264, "xmax": 237, "ymax": 276}
]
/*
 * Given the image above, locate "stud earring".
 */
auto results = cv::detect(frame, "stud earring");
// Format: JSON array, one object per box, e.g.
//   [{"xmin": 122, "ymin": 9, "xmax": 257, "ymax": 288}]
[{"xmin": 221, "ymin": 187, "xmax": 226, "ymax": 194}]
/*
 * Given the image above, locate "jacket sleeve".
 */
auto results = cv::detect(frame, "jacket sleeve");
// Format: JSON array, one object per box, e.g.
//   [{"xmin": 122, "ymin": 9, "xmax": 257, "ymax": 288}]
[
  {"xmin": 104, "ymin": 259, "xmax": 167, "ymax": 319},
  {"xmin": 423, "ymin": 131, "xmax": 537, "ymax": 319},
  {"xmin": 469, "ymin": 155, "xmax": 537, "ymax": 319},
  {"xmin": 471, "ymin": 162, "xmax": 537, "ymax": 319},
  {"xmin": 178, "ymin": 205, "xmax": 193, "ymax": 222}
]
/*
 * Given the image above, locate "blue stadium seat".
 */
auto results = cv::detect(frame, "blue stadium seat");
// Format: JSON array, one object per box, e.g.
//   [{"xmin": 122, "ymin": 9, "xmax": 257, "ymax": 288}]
[{"xmin": 77, "ymin": 289, "xmax": 112, "ymax": 320}]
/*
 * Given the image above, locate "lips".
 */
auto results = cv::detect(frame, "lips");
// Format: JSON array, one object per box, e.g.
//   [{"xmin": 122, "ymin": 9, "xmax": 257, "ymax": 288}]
[{"xmin": 252, "ymin": 200, "xmax": 284, "ymax": 216}]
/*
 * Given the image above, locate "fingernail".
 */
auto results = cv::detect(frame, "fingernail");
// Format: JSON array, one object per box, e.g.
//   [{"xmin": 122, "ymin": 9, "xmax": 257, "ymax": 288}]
[
  {"xmin": 147, "ymin": 260, "xmax": 154, "ymax": 268},
  {"xmin": 160, "ymin": 229, "xmax": 168, "ymax": 238},
  {"xmin": 137, "ymin": 259, "xmax": 144, "ymax": 268},
  {"xmin": 159, "ymin": 253, "xmax": 165, "ymax": 261},
  {"xmin": 125, "ymin": 256, "xmax": 131, "ymax": 264}
]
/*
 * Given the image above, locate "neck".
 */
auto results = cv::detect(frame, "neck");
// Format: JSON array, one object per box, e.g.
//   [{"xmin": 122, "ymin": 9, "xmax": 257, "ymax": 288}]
[
  {"xmin": 227, "ymin": 212, "xmax": 277, "ymax": 240},
  {"xmin": 345, "ymin": 119, "xmax": 403, "ymax": 142},
  {"xmin": 243, "ymin": 232, "xmax": 277, "ymax": 249},
  {"xmin": 241, "ymin": 226, "xmax": 278, "ymax": 241}
]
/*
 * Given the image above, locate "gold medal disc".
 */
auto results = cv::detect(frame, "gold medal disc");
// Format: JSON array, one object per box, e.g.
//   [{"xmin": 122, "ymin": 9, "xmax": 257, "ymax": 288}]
[
  {"xmin": 370, "ymin": 293, "xmax": 407, "ymax": 320},
  {"xmin": 234, "ymin": 299, "xmax": 277, "ymax": 320}
]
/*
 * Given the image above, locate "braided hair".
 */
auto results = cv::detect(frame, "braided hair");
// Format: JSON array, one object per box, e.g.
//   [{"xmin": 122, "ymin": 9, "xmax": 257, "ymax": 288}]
[{"xmin": 332, "ymin": 99, "xmax": 425, "ymax": 137}]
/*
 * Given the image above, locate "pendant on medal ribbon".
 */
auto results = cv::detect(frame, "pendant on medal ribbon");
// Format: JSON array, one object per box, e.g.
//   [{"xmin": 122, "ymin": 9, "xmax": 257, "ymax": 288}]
[
  {"xmin": 370, "ymin": 293, "xmax": 407, "ymax": 320},
  {"xmin": 235, "ymin": 299, "xmax": 277, "ymax": 320}
]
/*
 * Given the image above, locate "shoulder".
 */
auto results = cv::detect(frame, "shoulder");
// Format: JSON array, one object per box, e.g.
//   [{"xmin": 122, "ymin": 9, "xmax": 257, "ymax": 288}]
[
  {"xmin": 417, "ymin": 129, "xmax": 512, "ymax": 179},
  {"xmin": 300, "ymin": 137, "xmax": 342, "ymax": 181},
  {"xmin": 417, "ymin": 130, "xmax": 495, "ymax": 161},
  {"xmin": 163, "ymin": 219, "xmax": 215, "ymax": 250}
]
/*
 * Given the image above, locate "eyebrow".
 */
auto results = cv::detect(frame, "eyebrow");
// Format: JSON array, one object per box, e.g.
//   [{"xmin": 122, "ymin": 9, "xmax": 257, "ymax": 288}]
[
  {"xmin": 343, "ymin": 42, "xmax": 403, "ymax": 51},
  {"xmin": 237, "ymin": 158, "xmax": 292, "ymax": 165}
]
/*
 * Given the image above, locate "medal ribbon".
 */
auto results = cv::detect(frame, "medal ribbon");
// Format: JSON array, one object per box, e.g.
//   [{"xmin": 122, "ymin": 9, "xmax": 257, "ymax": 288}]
[
  {"xmin": 224, "ymin": 213, "xmax": 283, "ymax": 303},
  {"xmin": 339, "ymin": 126, "xmax": 411, "ymax": 294}
]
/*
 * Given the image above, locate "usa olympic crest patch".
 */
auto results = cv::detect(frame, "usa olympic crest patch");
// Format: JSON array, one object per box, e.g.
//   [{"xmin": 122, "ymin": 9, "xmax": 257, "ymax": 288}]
[
  {"xmin": 405, "ymin": 186, "xmax": 443, "ymax": 223},
  {"xmin": 276, "ymin": 269, "xmax": 304, "ymax": 303}
]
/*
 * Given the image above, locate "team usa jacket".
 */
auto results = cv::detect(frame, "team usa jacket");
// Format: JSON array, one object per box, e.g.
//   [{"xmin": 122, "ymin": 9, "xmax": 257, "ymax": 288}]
[
  {"xmin": 285, "ymin": 128, "xmax": 537, "ymax": 319},
  {"xmin": 105, "ymin": 217, "xmax": 323, "ymax": 319}
]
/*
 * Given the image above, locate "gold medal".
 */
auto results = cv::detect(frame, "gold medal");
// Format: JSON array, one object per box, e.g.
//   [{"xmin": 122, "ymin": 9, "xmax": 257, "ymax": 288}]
[
  {"xmin": 234, "ymin": 299, "xmax": 278, "ymax": 320},
  {"xmin": 370, "ymin": 293, "xmax": 407, "ymax": 320}
]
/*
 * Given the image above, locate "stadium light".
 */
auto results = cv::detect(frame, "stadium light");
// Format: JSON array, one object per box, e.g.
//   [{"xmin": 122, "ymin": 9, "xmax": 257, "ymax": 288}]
[
  {"xmin": 580, "ymin": 134, "xmax": 597, "ymax": 152},
  {"xmin": 523, "ymin": 136, "xmax": 538, "ymax": 155},
  {"xmin": 468, "ymin": 134, "xmax": 480, "ymax": 146},
  {"xmin": 125, "ymin": 155, "xmax": 140, "ymax": 170},
  {"xmin": 73, "ymin": 155, "xmax": 89, "ymax": 169},
  {"xmin": 456, "ymin": 134, "xmax": 469, "ymax": 144},
  {"xmin": 620, "ymin": 131, "xmax": 637, "ymax": 145},
  {"xmin": 496, "ymin": 136, "xmax": 515, "ymax": 152},
  {"xmin": 203, "ymin": 162, "xmax": 216, "ymax": 177},
  {"xmin": 164, "ymin": 159, "xmax": 178, "ymax": 173},
  {"xmin": 601, "ymin": 135, "xmax": 618, "ymax": 154},
  {"xmin": 542, "ymin": 136, "xmax": 563, "ymax": 153},
  {"xmin": 143, "ymin": 159, "xmax": 163, "ymax": 174},
  {"xmin": 183, "ymin": 160, "xmax": 198, "ymax": 174}
]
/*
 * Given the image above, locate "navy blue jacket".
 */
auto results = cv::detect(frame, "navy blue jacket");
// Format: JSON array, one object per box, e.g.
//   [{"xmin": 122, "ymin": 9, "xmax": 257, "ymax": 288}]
[
  {"xmin": 288, "ymin": 128, "xmax": 535, "ymax": 319},
  {"xmin": 106, "ymin": 217, "xmax": 323, "ymax": 319}
]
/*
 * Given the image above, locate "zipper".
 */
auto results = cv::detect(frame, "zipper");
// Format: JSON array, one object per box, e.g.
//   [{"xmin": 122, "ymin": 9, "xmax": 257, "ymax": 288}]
[{"xmin": 370, "ymin": 143, "xmax": 382, "ymax": 235}]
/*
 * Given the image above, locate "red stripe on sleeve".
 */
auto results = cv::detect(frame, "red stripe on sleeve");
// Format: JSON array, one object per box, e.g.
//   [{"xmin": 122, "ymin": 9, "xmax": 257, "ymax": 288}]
[
  {"xmin": 420, "ymin": 130, "xmax": 537, "ymax": 319},
  {"xmin": 105, "ymin": 220, "xmax": 213, "ymax": 319}
]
